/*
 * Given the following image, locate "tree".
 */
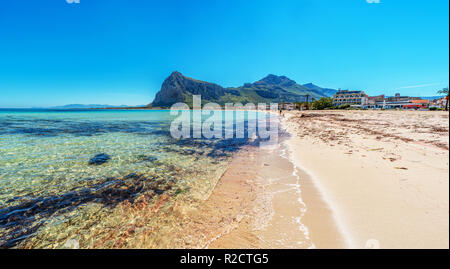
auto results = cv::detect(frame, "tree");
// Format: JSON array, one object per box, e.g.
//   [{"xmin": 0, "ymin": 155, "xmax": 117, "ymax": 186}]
[
  {"xmin": 305, "ymin": 94, "xmax": 311, "ymax": 110},
  {"xmin": 437, "ymin": 87, "xmax": 449, "ymax": 111},
  {"xmin": 312, "ymin": 97, "xmax": 333, "ymax": 110}
]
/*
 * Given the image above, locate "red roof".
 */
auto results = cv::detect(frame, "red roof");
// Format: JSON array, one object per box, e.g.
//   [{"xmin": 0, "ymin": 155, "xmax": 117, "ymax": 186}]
[{"xmin": 411, "ymin": 99, "xmax": 429, "ymax": 104}]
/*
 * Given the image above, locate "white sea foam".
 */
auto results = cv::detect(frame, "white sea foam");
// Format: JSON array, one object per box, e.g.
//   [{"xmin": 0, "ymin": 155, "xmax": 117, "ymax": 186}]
[
  {"xmin": 281, "ymin": 137, "xmax": 356, "ymax": 249},
  {"xmin": 277, "ymin": 141, "xmax": 315, "ymax": 248}
]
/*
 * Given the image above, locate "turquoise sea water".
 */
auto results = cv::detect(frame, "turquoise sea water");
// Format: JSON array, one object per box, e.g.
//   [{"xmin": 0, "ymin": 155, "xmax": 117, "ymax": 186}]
[{"xmin": 0, "ymin": 109, "xmax": 269, "ymax": 248}]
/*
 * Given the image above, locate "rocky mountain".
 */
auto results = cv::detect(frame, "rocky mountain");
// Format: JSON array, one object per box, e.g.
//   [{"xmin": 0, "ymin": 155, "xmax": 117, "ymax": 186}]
[
  {"xmin": 151, "ymin": 71, "xmax": 336, "ymax": 107},
  {"xmin": 152, "ymin": 71, "xmax": 227, "ymax": 107},
  {"xmin": 302, "ymin": 83, "xmax": 337, "ymax": 97}
]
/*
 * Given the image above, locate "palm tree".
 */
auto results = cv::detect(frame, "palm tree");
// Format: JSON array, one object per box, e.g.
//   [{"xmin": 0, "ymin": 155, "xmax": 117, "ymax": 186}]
[
  {"xmin": 305, "ymin": 94, "xmax": 310, "ymax": 110},
  {"xmin": 438, "ymin": 87, "xmax": 449, "ymax": 111}
]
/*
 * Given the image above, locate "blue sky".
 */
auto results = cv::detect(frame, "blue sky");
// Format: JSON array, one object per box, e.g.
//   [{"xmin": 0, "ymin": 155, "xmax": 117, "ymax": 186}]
[{"xmin": 0, "ymin": 0, "xmax": 448, "ymax": 108}]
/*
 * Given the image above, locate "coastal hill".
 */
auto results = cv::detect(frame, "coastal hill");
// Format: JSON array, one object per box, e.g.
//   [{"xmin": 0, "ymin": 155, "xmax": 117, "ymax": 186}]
[
  {"xmin": 151, "ymin": 71, "xmax": 336, "ymax": 107},
  {"xmin": 302, "ymin": 83, "xmax": 337, "ymax": 98}
]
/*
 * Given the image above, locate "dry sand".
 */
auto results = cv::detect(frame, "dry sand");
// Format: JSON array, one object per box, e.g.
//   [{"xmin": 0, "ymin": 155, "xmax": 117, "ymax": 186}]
[{"xmin": 283, "ymin": 110, "xmax": 449, "ymax": 249}]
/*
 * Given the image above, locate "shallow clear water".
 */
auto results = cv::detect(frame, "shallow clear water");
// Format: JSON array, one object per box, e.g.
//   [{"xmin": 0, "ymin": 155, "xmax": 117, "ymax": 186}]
[{"xmin": 0, "ymin": 109, "xmax": 270, "ymax": 248}]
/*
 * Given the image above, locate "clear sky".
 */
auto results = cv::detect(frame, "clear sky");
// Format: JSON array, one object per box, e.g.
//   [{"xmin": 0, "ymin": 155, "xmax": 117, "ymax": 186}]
[{"xmin": 0, "ymin": 0, "xmax": 448, "ymax": 108}]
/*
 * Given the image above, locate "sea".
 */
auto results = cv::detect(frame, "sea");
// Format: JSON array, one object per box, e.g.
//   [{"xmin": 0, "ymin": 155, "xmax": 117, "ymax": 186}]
[{"xmin": 0, "ymin": 109, "xmax": 273, "ymax": 248}]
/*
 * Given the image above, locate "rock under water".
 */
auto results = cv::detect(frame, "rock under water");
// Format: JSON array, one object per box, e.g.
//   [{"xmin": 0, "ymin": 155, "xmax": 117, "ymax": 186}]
[{"xmin": 88, "ymin": 153, "xmax": 111, "ymax": 165}]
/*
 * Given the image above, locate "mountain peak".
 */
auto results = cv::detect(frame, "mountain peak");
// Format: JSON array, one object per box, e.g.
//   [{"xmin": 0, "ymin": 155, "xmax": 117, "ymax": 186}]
[
  {"xmin": 171, "ymin": 70, "xmax": 182, "ymax": 75},
  {"xmin": 256, "ymin": 74, "xmax": 296, "ymax": 86},
  {"xmin": 168, "ymin": 70, "xmax": 184, "ymax": 79},
  {"xmin": 151, "ymin": 71, "xmax": 225, "ymax": 107}
]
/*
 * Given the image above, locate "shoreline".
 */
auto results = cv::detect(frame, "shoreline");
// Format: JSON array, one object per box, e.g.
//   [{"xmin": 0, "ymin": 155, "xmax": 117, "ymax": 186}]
[
  {"xmin": 281, "ymin": 139, "xmax": 348, "ymax": 248},
  {"xmin": 204, "ymin": 120, "xmax": 345, "ymax": 249},
  {"xmin": 282, "ymin": 132, "xmax": 356, "ymax": 248}
]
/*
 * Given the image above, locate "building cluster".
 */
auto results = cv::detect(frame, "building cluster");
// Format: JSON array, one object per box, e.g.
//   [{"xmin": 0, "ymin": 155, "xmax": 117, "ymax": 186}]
[
  {"xmin": 332, "ymin": 90, "xmax": 447, "ymax": 110},
  {"xmin": 276, "ymin": 90, "xmax": 447, "ymax": 111}
]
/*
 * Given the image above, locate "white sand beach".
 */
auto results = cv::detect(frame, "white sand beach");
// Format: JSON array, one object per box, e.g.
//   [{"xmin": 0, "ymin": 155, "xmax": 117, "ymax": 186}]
[
  {"xmin": 281, "ymin": 110, "xmax": 449, "ymax": 249},
  {"xmin": 204, "ymin": 110, "xmax": 449, "ymax": 249}
]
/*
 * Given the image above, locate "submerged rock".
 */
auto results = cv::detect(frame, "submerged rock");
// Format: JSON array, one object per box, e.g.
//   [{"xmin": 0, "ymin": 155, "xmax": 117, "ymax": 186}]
[
  {"xmin": 124, "ymin": 173, "xmax": 140, "ymax": 179},
  {"xmin": 137, "ymin": 155, "xmax": 158, "ymax": 163},
  {"xmin": 88, "ymin": 153, "xmax": 111, "ymax": 165}
]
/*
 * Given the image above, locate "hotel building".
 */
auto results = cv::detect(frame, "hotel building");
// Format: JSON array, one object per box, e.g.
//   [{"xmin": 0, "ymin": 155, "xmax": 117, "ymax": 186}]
[{"xmin": 332, "ymin": 90, "xmax": 368, "ymax": 106}]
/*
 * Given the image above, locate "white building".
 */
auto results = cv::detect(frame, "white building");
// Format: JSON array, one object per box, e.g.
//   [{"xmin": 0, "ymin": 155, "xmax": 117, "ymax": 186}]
[{"xmin": 333, "ymin": 90, "xmax": 368, "ymax": 106}]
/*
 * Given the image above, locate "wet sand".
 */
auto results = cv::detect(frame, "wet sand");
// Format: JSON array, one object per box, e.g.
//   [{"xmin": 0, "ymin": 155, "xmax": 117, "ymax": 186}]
[{"xmin": 204, "ymin": 141, "xmax": 345, "ymax": 249}]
